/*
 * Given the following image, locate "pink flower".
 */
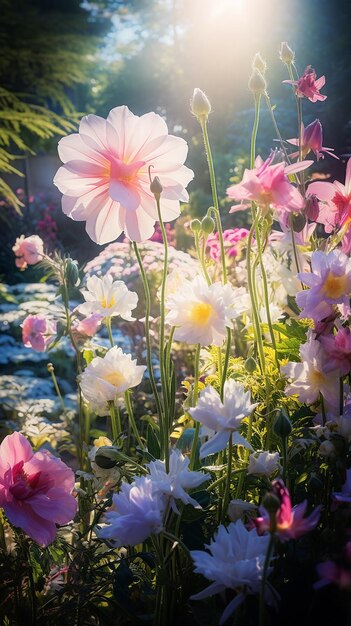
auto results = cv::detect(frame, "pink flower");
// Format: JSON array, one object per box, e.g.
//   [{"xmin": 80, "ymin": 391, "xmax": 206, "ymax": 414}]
[
  {"xmin": 319, "ymin": 327, "xmax": 351, "ymax": 375},
  {"xmin": 12, "ymin": 235, "xmax": 44, "ymax": 270},
  {"xmin": 307, "ymin": 159, "xmax": 351, "ymax": 234},
  {"xmin": 71, "ymin": 313, "xmax": 103, "ymax": 340},
  {"xmin": 54, "ymin": 106, "xmax": 194, "ymax": 244},
  {"xmin": 316, "ymin": 550, "xmax": 351, "ymax": 591},
  {"xmin": 22, "ymin": 314, "xmax": 57, "ymax": 352},
  {"xmin": 287, "ymin": 119, "xmax": 337, "ymax": 161},
  {"xmin": 284, "ymin": 66, "xmax": 327, "ymax": 102},
  {"xmin": 296, "ymin": 250, "xmax": 351, "ymax": 322},
  {"xmin": 207, "ymin": 228, "xmax": 249, "ymax": 262},
  {"xmin": 227, "ymin": 153, "xmax": 312, "ymax": 216},
  {"xmin": 255, "ymin": 479, "xmax": 321, "ymax": 541},
  {"xmin": 0, "ymin": 432, "xmax": 77, "ymax": 546}
]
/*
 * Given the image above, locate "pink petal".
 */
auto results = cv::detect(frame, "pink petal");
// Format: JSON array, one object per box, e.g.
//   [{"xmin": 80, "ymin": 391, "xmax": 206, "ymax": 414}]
[
  {"xmin": 79, "ymin": 114, "xmax": 109, "ymax": 152},
  {"xmin": 284, "ymin": 160, "xmax": 314, "ymax": 175},
  {"xmin": 62, "ymin": 186, "xmax": 110, "ymax": 220},
  {"xmin": 53, "ymin": 164, "xmax": 106, "ymax": 197},
  {"xmin": 29, "ymin": 489, "xmax": 77, "ymax": 524},
  {"xmin": 4, "ymin": 500, "xmax": 57, "ymax": 547},
  {"xmin": 345, "ymin": 159, "xmax": 351, "ymax": 195},
  {"xmin": 86, "ymin": 198, "xmax": 123, "ymax": 244},
  {"xmin": 314, "ymin": 76, "xmax": 326, "ymax": 89},
  {"xmin": 307, "ymin": 181, "xmax": 337, "ymax": 202},
  {"xmin": 143, "ymin": 134, "xmax": 188, "ymax": 165},
  {"xmin": 58, "ymin": 133, "xmax": 107, "ymax": 166},
  {"xmin": 109, "ymin": 180, "xmax": 141, "ymax": 210},
  {"xmin": 123, "ymin": 207, "xmax": 155, "ymax": 242},
  {"xmin": 0, "ymin": 432, "xmax": 32, "ymax": 476}
]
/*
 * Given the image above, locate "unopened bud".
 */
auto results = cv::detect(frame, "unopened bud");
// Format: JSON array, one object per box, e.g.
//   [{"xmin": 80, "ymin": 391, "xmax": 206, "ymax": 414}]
[
  {"xmin": 190, "ymin": 219, "xmax": 201, "ymax": 233},
  {"xmin": 65, "ymin": 258, "xmax": 80, "ymax": 287},
  {"xmin": 94, "ymin": 446, "xmax": 119, "ymax": 469},
  {"xmin": 252, "ymin": 52, "xmax": 267, "ymax": 75},
  {"xmin": 248, "ymin": 68, "xmax": 267, "ymax": 95},
  {"xmin": 279, "ymin": 41, "xmax": 295, "ymax": 65},
  {"xmin": 150, "ymin": 176, "xmax": 163, "ymax": 198},
  {"xmin": 245, "ymin": 357, "xmax": 257, "ymax": 373},
  {"xmin": 47, "ymin": 362, "xmax": 54, "ymax": 373},
  {"xmin": 201, "ymin": 215, "xmax": 215, "ymax": 235},
  {"xmin": 273, "ymin": 409, "xmax": 292, "ymax": 439},
  {"xmin": 190, "ymin": 88, "xmax": 212, "ymax": 120},
  {"xmin": 291, "ymin": 211, "xmax": 306, "ymax": 232},
  {"xmin": 305, "ymin": 194, "xmax": 320, "ymax": 222}
]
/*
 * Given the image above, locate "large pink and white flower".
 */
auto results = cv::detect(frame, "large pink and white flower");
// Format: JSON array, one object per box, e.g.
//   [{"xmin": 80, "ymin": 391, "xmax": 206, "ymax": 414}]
[
  {"xmin": 227, "ymin": 152, "xmax": 312, "ymax": 216},
  {"xmin": 0, "ymin": 432, "xmax": 77, "ymax": 547},
  {"xmin": 54, "ymin": 106, "xmax": 194, "ymax": 244},
  {"xmin": 307, "ymin": 159, "xmax": 351, "ymax": 236}
]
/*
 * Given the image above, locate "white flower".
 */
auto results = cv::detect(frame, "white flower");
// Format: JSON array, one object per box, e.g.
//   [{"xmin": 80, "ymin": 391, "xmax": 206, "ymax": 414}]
[
  {"xmin": 281, "ymin": 333, "xmax": 339, "ymax": 410},
  {"xmin": 147, "ymin": 449, "xmax": 210, "ymax": 512},
  {"xmin": 189, "ymin": 379, "xmax": 257, "ymax": 458},
  {"xmin": 227, "ymin": 499, "xmax": 257, "ymax": 522},
  {"xmin": 165, "ymin": 275, "xmax": 241, "ymax": 347},
  {"xmin": 77, "ymin": 274, "xmax": 138, "ymax": 320},
  {"xmin": 247, "ymin": 451, "xmax": 280, "ymax": 477},
  {"xmin": 79, "ymin": 346, "xmax": 146, "ymax": 415},
  {"xmin": 190, "ymin": 520, "xmax": 272, "ymax": 625},
  {"xmin": 98, "ymin": 476, "xmax": 164, "ymax": 547}
]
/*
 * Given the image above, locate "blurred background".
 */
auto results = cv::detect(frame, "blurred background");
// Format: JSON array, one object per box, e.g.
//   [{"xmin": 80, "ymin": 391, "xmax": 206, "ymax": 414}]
[{"xmin": 1, "ymin": 0, "xmax": 351, "ymax": 278}]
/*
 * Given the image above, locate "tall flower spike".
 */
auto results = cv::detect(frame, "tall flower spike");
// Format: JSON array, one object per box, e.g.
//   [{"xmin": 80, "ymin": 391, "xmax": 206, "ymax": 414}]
[{"xmin": 54, "ymin": 106, "xmax": 193, "ymax": 244}]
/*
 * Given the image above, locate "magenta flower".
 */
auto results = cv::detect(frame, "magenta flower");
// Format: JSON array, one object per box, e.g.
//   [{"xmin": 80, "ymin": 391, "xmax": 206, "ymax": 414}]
[
  {"xmin": 255, "ymin": 479, "xmax": 321, "ymax": 542},
  {"xmin": 54, "ymin": 106, "xmax": 194, "ymax": 244},
  {"xmin": 316, "ymin": 550, "xmax": 351, "ymax": 591},
  {"xmin": 227, "ymin": 153, "xmax": 312, "ymax": 216},
  {"xmin": 308, "ymin": 159, "xmax": 351, "ymax": 235},
  {"xmin": 319, "ymin": 327, "xmax": 351, "ymax": 375},
  {"xmin": 0, "ymin": 432, "xmax": 77, "ymax": 546},
  {"xmin": 284, "ymin": 65, "xmax": 327, "ymax": 102},
  {"xmin": 22, "ymin": 314, "xmax": 57, "ymax": 352},
  {"xmin": 287, "ymin": 119, "xmax": 337, "ymax": 161},
  {"xmin": 296, "ymin": 250, "xmax": 351, "ymax": 322},
  {"xmin": 12, "ymin": 235, "xmax": 44, "ymax": 270}
]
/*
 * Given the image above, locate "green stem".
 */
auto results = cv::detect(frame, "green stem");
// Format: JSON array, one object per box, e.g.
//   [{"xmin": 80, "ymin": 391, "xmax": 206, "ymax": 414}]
[
  {"xmin": 289, "ymin": 213, "xmax": 301, "ymax": 276},
  {"xmin": 48, "ymin": 365, "xmax": 65, "ymax": 411},
  {"xmin": 220, "ymin": 327, "xmax": 231, "ymax": 400},
  {"xmin": 105, "ymin": 316, "xmax": 114, "ymax": 348},
  {"xmin": 124, "ymin": 391, "xmax": 144, "ymax": 449},
  {"xmin": 259, "ymin": 534, "xmax": 275, "ymax": 626},
  {"xmin": 199, "ymin": 117, "xmax": 227, "ymax": 284},
  {"xmin": 246, "ymin": 214, "xmax": 266, "ymax": 374},
  {"xmin": 264, "ymin": 93, "xmax": 291, "ymax": 164},
  {"xmin": 108, "ymin": 400, "xmax": 121, "ymax": 443},
  {"xmin": 133, "ymin": 242, "xmax": 164, "ymax": 427},
  {"xmin": 189, "ymin": 344, "xmax": 201, "ymax": 470},
  {"xmin": 221, "ymin": 433, "xmax": 233, "ymax": 523}
]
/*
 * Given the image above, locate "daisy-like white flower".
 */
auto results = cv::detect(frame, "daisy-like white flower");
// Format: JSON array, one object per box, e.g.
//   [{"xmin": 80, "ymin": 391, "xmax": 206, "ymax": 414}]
[
  {"xmin": 147, "ymin": 449, "xmax": 210, "ymax": 512},
  {"xmin": 77, "ymin": 274, "xmax": 138, "ymax": 320},
  {"xmin": 281, "ymin": 334, "xmax": 339, "ymax": 410},
  {"xmin": 189, "ymin": 379, "xmax": 257, "ymax": 458},
  {"xmin": 190, "ymin": 520, "xmax": 273, "ymax": 626},
  {"xmin": 247, "ymin": 451, "xmax": 280, "ymax": 477},
  {"xmin": 53, "ymin": 106, "xmax": 194, "ymax": 244},
  {"xmin": 79, "ymin": 346, "xmax": 146, "ymax": 415},
  {"xmin": 165, "ymin": 275, "xmax": 241, "ymax": 347},
  {"xmin": 296, "ymin": 250, "xmax": 351, "ymax": 322},
  {"xmin": 98, "ymin": 476, "xmax": 164, "ymax": 547}
]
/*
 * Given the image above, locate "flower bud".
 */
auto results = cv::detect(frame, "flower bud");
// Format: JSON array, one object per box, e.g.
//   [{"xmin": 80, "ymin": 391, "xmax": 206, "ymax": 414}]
[
  {"xmin": 47, "ymin": 362, "xmax": 54, "ymax": 373},
  {"xmin": 273, "ymin": 409, "xmax": 292, "ymax": 439},
  {"xmin": 190, "ymin": 88, "xmax": 211, "ymax": 120},
  {"xmin": 245, "ymin": 356, "xmax": 257, "ymax": 373},
  {"xmin": 318, "ymin": 440, "xmax": 335, "ymax": 458},
  {"xmin": 201, "ymin": 215, "xmax": 215, "ymax": 235},
  {"xmin": 190, "ymin": 218, "xmax": 201, "ymax": 233},
  {"xmin": 291, "ymin": 211, "xmax": 306, "ymax": 232},
  {"xmin": 279, "ymin": 41, "xmax": 295, "ymax": 65},
  {"xmin": 305, "ymin": 194, "xmax": 320, "ymax": 222},
  {"xmin": 262, "ymin": 491, "xmax": 281, "ymax": 532},
  {"xmin": 65, "ymin": 258, "xmax": 80, "ymax": 287},
  {"xmin": 150, "ymin": 176, "xmax": 163, "ymax": 198},
  {"xmin": 248, "ymin": 68, "xmax": 267, "ymax": 95},
  {"xmin": 252, "ymin": 52, "xmax": 267, "ymax": 75},
  {"xmin": 94, "ymin": 446, "xmax": 119, "ymax": 469}
]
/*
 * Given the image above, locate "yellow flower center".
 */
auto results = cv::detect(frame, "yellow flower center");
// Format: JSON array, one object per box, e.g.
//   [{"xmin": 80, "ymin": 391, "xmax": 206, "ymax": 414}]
[
  {"xmin": 104, "ymin": 371, "xmax": 125, "ymax": 388},
  {"xmin": 189, "ymin": 302, "xmax": 213, "ymax": 326},
  {"xmin": 310, "ymin": 370, "xmax": 325, "ymax": 386},
  {"xmin": 101, "ymin": 296, "xmax": 116, "ymax": 309},
  {"xmin": 322, "ymin": 271, "xmax": 348, "ymax": 299}
]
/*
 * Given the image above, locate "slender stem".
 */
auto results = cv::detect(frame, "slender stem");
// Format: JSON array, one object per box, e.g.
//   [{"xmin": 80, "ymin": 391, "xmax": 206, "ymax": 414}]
[
  {"xmin": 133, "ymin": 242, "xmax": 164, "ymax": 425},
  {"xmin": 0, "ymin": 511, "xmax": 7, "ymax": 553},
  {"xmin": 264, "ymin": 93, "xmax": 291, "ymax": 164},
  {"xmin": 105, "ymin": 316, "xmax": 114, "ymax": 348},
  {"xmin": 221, "ymin": 433, "xmax": 233, "ymax": 523},
  {"xmin": 190, "ymin": 344, "xmax": 201, "ymax": 470},
  {"xmin": 289, "ymin": 214, "xmax": 301, "ymax": 276},
  {"xmin": 199, "ymin": 117, "xmax": 227, "ymax": 284},
  {"xmin": 251, "ymin": 93, "xmax": 261, "ymax": 169},
  {"xmin": 108, "ymin": 400, "xmax": 121, "ymax": 442},
  {"xmin": 124, "ymin": 391, "xmax": 144, "ymax": 449},
  {"xmin": 207, "ymin": 467, "xmax": 247, "ymax": 492},
  {"xmin": 48, "ymin": 365, "xmax": 65, "ymax": 411},
  {"xmin": 246, "ymin": 214, "xmax": 266, "ymax": 374},
  {"xmin": 200, "ymin": 235, "xmax": 212, "ymax": 285},
  {"xmin": 259, "ymin": 534, "xmax": 275, "ymax": 626},
  {"xmin": 220, "ymin": 327, "xmax": 231, "ymax": 400}
]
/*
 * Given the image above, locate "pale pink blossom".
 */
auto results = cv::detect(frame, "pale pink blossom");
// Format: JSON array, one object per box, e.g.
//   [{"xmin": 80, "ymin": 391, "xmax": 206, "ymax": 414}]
[
  {"xmin": 0, "ymin": 432, "xmax": 77, "ymax": 546},
  {"xmin": 12, "ymin": 235, "xmax": 44, "ymax": 270},
  {"xmin": 71, "ymin": 313, "xmax": 103, "ymax": 339},
  {"xmin": 319, "ymin": 327, "xmax": 351, "ymax": 376},
  {"xmin": 284, "ymin": 66, "xmax": 327, "ymax": 102},
  {"xmin": 22, "ymin": 314, "xmax": 57, "ymax": 352},
  {"xmin": 227, "ymin": 152, "xmax": 312, "ymax": 216},
  {"xmin": 255, "ymin": 479, "xmax": 321, "ymax": 541},
  {"xmin": 307, "ymin": 159, "xmax": 351, "ymax": 235},
  {"xmin": 54, "ymin": 106, "xmax": 193, "ymax": 244},
  {"xmin": 206, "ymin": 228, "xmax": 249, "ymax": 262},
  {"xmin": 281, "ymin": 333, "xmax": 340, "ymax": 409},
  {"xmin": 286, "ymin": 119, "xmax": 337, "ymax": 161}
]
